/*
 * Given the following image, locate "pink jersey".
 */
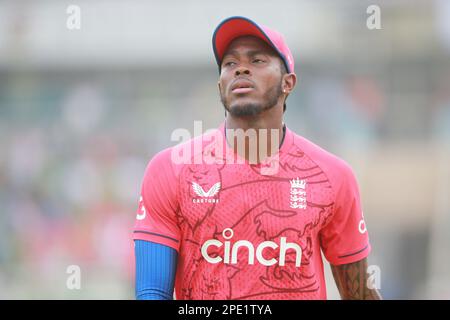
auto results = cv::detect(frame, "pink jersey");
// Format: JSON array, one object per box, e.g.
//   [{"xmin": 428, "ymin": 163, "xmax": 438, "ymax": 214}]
[{"xmin": 133, "ymin": 122, "xmax": 371, "ymax": 300}]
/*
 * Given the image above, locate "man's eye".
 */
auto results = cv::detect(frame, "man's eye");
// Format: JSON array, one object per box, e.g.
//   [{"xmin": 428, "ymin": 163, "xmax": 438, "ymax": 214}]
[
  {"xmin": 253, "ymin": 59, "xmax": 265, "ymax": 63},
  {"xmin": 223, "ymin": 61, "xmax": 236, "ymax": 67}
]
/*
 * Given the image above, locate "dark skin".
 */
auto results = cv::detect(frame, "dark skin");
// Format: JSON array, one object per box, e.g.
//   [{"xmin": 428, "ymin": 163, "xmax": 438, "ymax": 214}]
[
  {"xmin": 218, "ymin": 36, "xmax": 382, "ymax": 300},
  {"xmin": 218, "ymin": 36, "xmax": 296, "ymax": 163},
  {"xmin": 331, "ymin": 258, "xmax": 382, "ymax": 300}
]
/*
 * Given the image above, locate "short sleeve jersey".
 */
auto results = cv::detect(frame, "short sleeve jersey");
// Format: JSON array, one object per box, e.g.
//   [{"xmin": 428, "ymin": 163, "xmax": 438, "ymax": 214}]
[{"xmin": 133, "ymin": 122, "xmax": 371, "ymax": 300}]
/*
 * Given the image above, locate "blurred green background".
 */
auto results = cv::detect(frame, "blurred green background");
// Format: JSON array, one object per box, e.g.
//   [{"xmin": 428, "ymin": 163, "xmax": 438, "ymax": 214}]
[{"xmin": 0, "ymin": 0, "xmax": 449, "ymax": 299}]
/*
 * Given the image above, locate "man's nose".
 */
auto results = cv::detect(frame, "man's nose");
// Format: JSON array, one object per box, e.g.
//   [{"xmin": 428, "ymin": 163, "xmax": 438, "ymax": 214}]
[{"xmin": 235, "ymin": 65, "xmax": 250, "ymax": 76}]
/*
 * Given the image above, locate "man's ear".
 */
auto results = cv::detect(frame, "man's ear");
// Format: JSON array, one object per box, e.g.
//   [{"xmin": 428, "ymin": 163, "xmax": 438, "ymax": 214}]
[{"xmin": 282, "ymin": 73, "xmax": 297, "ymax": 94}]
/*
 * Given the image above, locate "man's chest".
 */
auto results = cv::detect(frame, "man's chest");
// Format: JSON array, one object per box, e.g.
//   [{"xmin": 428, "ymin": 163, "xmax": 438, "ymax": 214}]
[{"xmin": 176, "ymin": 164, "xmax": 335, "ymax": 241}]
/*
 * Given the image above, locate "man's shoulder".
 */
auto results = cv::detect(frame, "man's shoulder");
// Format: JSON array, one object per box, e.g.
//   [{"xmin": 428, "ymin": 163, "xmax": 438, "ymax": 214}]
[
  {"xmin": 289, "ymin": 129, "xmax": 355, "ymax": 181},
  {"xmin": 145, "ymin": 127, "xmax": 222, "ymax": 175}
]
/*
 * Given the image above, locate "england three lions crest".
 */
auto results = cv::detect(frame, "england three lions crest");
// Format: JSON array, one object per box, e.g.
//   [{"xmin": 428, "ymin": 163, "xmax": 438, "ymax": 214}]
[{"xmin": 290, "ymin": 178, "xmax": 307, "ymax": 210}]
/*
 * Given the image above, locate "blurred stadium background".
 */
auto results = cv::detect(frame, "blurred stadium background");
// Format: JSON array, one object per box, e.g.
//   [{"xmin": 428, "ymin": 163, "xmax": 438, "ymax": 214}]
[{"xmin": 0, "ymin": 0, "xmax": 449, "ymax": 299}]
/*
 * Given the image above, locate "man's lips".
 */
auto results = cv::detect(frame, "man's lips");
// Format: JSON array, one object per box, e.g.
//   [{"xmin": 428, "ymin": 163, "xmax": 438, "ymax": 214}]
[
  {"xmin": 232, "ymin": 87, "xmax": 254, "ymax": 94},
  {"xmin": 231, "ymin": 79, "xmax": 255, "ymax": 94}
]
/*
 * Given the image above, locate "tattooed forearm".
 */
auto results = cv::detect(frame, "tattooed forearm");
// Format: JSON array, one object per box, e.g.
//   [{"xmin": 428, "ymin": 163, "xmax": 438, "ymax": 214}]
[{"xmin": 331, "ymin": 258, "xmax": 382, "ymax": 300}]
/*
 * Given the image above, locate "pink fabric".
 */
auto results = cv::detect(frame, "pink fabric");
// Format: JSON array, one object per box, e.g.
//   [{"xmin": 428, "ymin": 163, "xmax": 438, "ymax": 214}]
[{"xmin": 133, "ymin": 122, "xmax": 371, "ymax": 300}]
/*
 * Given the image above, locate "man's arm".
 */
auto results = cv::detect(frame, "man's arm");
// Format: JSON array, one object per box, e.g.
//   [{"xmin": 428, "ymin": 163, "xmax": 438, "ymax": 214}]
[
  {"xmin": 330, "ymin": 257, "xmax": 382, "ymax": 300},
  {"xmin": 135, "ymin": 240, "xmax": 178, "ymax": 300}
]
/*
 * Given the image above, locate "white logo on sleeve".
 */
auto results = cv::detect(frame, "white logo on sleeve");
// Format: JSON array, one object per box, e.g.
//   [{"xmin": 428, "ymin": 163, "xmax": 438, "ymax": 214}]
[
  {"xmin": 359, "ymin": 212, "xmax": 367, "ymax": 234},
  {"xmin": 136, "ymin": 196, "xmax": 146, "ymax": 220}
]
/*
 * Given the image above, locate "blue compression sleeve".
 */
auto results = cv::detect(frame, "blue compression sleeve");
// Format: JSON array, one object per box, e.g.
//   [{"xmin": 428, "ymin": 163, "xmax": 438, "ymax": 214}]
[{"xmin": 134, "ymin": 240, "xmax": 178, "ymax": 300}]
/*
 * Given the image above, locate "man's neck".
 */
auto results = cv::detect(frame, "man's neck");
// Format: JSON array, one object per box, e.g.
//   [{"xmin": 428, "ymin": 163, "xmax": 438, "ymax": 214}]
[{"xmin": 224, "ymin": 111, "xmax": 285, "ymax": 163}]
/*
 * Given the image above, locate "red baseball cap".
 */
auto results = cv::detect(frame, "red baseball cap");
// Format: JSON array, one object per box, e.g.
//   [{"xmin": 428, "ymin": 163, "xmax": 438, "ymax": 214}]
[{"xmin": 212, "ymin": 16, "xmax": 295, "ymax": 74}]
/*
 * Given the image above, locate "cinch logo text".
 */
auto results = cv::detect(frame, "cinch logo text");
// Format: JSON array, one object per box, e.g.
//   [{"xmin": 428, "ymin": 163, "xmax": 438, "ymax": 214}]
[{"xmin": 201, "ymin": 228, "xmax": 302, "ymax": 267}]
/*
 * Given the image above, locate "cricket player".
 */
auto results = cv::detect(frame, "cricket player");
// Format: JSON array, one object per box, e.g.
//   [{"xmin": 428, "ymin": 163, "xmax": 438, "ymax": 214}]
[{"xmin": 133, "ymin": 16, "xmax": 382, "ymax": 300}]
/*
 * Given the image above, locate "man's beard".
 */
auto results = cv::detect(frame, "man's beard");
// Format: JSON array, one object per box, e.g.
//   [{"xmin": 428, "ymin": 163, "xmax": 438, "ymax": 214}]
[{"xmin": 220, "ymin": 82, "xmax": 283, "ymax": 117}]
